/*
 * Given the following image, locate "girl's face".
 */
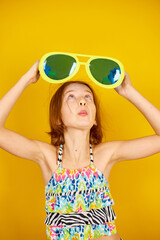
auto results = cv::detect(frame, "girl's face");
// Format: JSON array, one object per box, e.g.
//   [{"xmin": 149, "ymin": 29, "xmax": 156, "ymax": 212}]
[{"xmin": 60, "ymin": 83, "xmax": 97, "ymax": 130}]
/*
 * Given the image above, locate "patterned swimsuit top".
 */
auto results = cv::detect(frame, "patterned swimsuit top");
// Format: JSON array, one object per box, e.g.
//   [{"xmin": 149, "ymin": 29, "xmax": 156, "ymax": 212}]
[{"xmin": 44, "ymin": 143, "xmax": 117, "ymax": 240}]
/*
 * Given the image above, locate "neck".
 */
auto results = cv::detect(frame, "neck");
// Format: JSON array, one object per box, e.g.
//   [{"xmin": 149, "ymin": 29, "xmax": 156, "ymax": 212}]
[
  {"xmin": 63, "ymin": 142, "xmax": 91, "ymax": 165},
  {"xmin": 62, "ymin": 130, "xmax": 91, "ymax": 165}
]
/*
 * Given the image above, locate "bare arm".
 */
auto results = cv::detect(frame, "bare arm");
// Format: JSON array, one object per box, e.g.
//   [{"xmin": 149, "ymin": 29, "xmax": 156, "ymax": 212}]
[
  {"xmin": 111, "ymin": 134, "xmax": 160, "ymax": 164},
  {"xmin": 108, "ymin": 72, "xmax": 160, "ymax": 164},
  {"xmin": 0, "ymin": 61, "xmax": 40, "ymax": 127},
  {"xmin": 115, "ymin": 72, "xmax": 160, "ymax": 135},
  {"xmin": 0, "ymin": 60, "xmax": 44, "ymax": 164}
]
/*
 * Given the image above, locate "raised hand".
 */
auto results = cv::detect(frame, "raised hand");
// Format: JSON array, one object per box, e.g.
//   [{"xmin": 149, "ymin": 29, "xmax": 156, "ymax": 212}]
[
  {"xmin": 114, "ymin": 72, "xmax": 133, "ymax": 96},
  {"xmin": 22, "ymin": 60, "xmax": 40, "ymax": 84}
]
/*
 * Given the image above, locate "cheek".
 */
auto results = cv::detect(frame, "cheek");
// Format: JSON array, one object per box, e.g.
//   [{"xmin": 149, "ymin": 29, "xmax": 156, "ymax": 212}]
[
  {"xmin": 92, "ymin": 107, "xmax": 97, "ymax": 119},
  {"xmin": 91, "ymin": 104, "xmax": 96, "ymax": 112},
  {"xmin": 66, "ymin": 100, "xmax": 77, "ymax": 108},
  {"xmin": 63, "ymin": 101, "xmax": 76, "ymax": 114}
]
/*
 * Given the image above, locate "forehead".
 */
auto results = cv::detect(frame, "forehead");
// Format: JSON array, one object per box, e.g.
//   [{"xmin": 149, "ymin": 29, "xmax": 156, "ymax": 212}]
[{"xmin": 63, "ymin": 83, "xmax": 92, "ymax": 95}]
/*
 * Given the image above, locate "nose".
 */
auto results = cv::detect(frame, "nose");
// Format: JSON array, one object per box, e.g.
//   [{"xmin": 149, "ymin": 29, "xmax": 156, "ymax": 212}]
[{"xmin": 79, "ymin": 98, "xmax": 87, "ymax": 106}]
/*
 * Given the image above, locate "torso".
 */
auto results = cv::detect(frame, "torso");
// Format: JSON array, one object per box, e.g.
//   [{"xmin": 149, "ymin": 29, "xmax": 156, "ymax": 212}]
[
  {"xmin": 39, "ymin": 142, "xmax": 114, "ymax": 187},
  {"xmin": 39, "ymin": 142, "xmax": 121, "ymax": 240}
]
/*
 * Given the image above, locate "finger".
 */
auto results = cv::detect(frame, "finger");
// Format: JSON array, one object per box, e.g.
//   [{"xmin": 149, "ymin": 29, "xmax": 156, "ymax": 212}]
[
  {"xmin": 33, "ymin": 60, "xmax": 40, "ymax": 68},
  {"xmin": 37, "ymin": 72, "xmax": 40, "ymax": 79}
]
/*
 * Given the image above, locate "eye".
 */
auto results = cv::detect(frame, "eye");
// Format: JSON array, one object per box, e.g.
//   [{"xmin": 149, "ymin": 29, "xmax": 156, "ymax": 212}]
[
  {"xmin": 68, "ymin": 94, "xmax": 92, "ymax": 100},
  {"xmin": 68, "ymin": 94, "xmax": 74, "ymax": 98},
  {"xmin": 85, "ymin": 95, "xmax": 93, "ymax": 100}
]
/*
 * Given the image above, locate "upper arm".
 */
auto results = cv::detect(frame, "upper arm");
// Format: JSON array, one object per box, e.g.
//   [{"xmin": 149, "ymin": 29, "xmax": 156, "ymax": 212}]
[
  {"xmin": 110, "ymin": 134, "xmax": 160, "ymax": 164},
  {"xmin": 0, "ymin": 127, "xmax": 45, "ymax": 164}
]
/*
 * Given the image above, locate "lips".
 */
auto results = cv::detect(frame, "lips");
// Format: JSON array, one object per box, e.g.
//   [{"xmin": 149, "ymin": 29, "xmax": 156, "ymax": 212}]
[{"xmin": 78, "ymin": 110, "xmax": 88, "ymax": 115}]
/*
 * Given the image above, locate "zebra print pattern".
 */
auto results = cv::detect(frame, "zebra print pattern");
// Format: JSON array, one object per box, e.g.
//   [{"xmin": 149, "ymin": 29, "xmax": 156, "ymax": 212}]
[
  {"xmin": 44, "ymin": 205, "xmax": 116, "ymax": 227},
  {"xmin": 45, "ymin": 185, "xmax": 109, "ymax": 197}
]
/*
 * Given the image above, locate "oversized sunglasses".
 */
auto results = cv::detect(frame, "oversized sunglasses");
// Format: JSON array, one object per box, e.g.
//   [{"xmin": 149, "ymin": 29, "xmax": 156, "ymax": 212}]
[{"xmin": 39, "ymin": 52, "xmax": 125, "ymax": 88}]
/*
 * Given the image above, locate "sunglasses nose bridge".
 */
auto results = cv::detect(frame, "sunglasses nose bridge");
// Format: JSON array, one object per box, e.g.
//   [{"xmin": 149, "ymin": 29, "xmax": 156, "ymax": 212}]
[{"xmin": 79, "ymin": 62, "xmax": 86, "ymax": 65}]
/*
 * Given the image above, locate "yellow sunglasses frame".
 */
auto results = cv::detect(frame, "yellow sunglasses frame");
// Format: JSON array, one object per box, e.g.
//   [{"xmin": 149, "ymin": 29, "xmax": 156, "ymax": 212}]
[{"xmin": 39, "ymin": 52, "xmax": 125, "ymax": 89}]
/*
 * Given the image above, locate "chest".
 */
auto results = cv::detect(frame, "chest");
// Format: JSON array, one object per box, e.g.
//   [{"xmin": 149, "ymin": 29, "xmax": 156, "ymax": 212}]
[{"xmin": 39, "ymin": 144, "xmax": 113, "ymax": 187}]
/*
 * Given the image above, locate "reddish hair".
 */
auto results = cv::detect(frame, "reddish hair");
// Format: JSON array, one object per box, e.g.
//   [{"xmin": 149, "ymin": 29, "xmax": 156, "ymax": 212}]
[{"xmin": 46, "ymin": 81, "xmax": 103, "ymax": 147}]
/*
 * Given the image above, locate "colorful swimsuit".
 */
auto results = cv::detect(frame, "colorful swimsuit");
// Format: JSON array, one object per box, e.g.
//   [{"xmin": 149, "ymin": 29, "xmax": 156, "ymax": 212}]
[{"xmin": 44, "ymin": 143, "xmax": 117, "ymax": 240}]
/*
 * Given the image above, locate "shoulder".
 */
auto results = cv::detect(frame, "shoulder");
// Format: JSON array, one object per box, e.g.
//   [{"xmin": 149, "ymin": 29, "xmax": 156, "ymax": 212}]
[{"xmin": 95, "ymin": 140, "xmax": 120, "ymax": 165}]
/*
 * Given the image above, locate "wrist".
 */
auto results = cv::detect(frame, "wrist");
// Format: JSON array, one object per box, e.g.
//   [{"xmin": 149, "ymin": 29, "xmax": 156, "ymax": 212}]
[
  {"xmin": 20, "ymin": 75, "xmax": 32, "ymax": 88},
  {"xmin": 122, "ymin": 85, "xmax": 135, "ymax": 100}
]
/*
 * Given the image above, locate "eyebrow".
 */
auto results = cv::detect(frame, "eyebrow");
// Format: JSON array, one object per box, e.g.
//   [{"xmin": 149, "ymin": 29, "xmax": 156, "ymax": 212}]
[{"xmin": 64, "ymin": 90, "xmax": 92, "ymax": 95}]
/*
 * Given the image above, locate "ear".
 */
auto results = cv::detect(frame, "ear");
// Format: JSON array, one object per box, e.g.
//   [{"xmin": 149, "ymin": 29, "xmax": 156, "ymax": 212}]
[
  {"xmin": 94, "ymin": 120, "xmax": 97, "ymax": 126},
  {"xmin": 57, "ymin": 119, "xmax": 61, "ymax": 125}
]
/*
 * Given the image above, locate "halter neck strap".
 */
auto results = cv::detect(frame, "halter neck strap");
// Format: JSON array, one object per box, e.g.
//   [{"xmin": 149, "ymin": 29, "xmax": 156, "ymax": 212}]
[{"xmin": 57, "ymin": 143, "xmax": 94, "ymax": 167}]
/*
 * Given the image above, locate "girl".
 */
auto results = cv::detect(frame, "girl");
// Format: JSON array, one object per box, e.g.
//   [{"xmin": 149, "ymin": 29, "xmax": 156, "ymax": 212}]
[{"xmin": 0, "ymin": 60, "xmax": 160, "ymax": 240}]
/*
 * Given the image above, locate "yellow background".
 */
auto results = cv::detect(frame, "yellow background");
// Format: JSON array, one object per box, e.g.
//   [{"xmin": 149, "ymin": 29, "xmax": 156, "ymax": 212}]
[{"xmin": 0, "ymin": 0, "xmax": 160, "ymax": 239}]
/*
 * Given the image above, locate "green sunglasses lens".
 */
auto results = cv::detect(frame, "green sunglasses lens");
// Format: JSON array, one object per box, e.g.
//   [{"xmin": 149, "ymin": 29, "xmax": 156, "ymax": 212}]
[
  {"xmin": 43, "ymin": 54, "xmax": 77, "ymax": 80},
  {"xmin": 89, "ymin": 58, "xmax": 121, "ymax": 85}
]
